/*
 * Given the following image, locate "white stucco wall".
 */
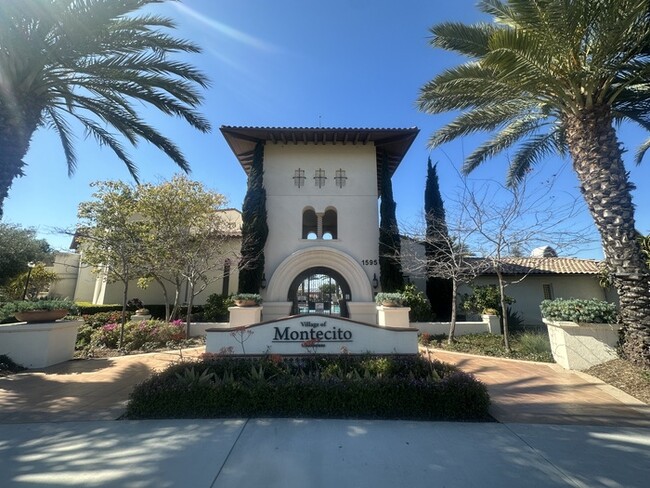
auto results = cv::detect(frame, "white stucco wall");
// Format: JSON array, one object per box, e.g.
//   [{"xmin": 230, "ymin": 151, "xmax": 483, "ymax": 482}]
[
  {"xmin": 262, "ymin": 143, "xmax": 379, "ymax": 302},
  {"xmin": 459, "ymin": 275, "xmax": 611, "ymax": 326}
]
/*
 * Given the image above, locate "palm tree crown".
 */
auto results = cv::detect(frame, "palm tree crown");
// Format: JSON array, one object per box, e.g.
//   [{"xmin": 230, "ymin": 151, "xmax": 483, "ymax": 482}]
[
  {"xmin": 0, "ymin": 0, "xmax": 211, "ymax": 216},
  {"xmin": 418, "ymin": 0, "xmax": 650, "ymax": 366},
  {"xmin": 418, "ymin": 0, "xmax": 650, "ymax": 184}
]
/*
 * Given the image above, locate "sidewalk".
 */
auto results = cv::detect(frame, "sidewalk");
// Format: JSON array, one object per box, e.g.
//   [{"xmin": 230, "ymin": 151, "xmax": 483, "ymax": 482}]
[
  {"xmin": 0, "ymin": 348, "xmax": 204, "ymax": 423},
  {"xmin": 424, "ymin": 347, "xmax": 650, "ymax": 427},
  {"xmin": 1, "ymin": 348, "xmax": 649, "ymax": 487},
  {"xmin": 1, "ymin": 419, "xmax": 648, "ymax": 487}
]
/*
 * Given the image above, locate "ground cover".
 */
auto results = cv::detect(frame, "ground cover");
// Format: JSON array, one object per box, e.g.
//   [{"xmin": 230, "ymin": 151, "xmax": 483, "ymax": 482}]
[
  {"xmin": 420, "ymin": 332, "xmax": 554, "ymax": 363},
  {"xmin": 586, "ymin": 359, "xmax": 650, "ymax": 404},
  {"xmin": 125, "ymin": 354, "xmax": 491, "ymax": 421}
]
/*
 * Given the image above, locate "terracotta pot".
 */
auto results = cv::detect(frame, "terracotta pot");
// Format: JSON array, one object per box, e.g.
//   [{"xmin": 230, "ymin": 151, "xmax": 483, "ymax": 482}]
[
  {"xmin": 15, "ymin": 309, "xmax": 68, "ymax": 323},
  {"xmin": 234, "ymin": 300, "xmax": 258, "ymax": 307}
]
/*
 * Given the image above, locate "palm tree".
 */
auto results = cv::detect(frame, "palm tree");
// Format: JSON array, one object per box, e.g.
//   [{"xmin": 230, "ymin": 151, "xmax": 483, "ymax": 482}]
[
  {"xmin": 0, "ymin": 0, "xmax": 210, "ymax": 217},
  {"xmin": 418, "ymin": 0, "xmax": 650, "ymax": 366}
]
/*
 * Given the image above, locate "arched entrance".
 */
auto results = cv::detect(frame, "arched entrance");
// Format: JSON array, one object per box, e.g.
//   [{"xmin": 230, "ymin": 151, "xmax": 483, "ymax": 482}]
[{"xmin": 288, "ymin": 267, "xmax": 351, "ymax": 317}]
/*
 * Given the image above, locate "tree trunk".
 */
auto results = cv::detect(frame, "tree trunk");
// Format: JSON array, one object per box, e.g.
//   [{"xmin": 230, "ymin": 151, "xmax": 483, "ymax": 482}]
[
  {"xmin": 565, "ymin": 106, "xmax": 650, "ymax": 367},
  {"xmin": 496, "ymin": 269, "xmax": 510, "ymax": 353},
  {"xmin": 448, "ymin": 279, "xmax": 458, "ymax": 344},
  {"xmin": 154, "ymin": 277, "xmax": 171, "ymax": 322},
  {"xmin": 0, "ymin": 105, "xmax": 41, "ymax": 218},
  {"xmin": 119, "ymin": 280, "xmax": 129, "ymax": 350},
  {"xmin": 185, "ymin": 281, "xmax": 195, "ymax": 339}
]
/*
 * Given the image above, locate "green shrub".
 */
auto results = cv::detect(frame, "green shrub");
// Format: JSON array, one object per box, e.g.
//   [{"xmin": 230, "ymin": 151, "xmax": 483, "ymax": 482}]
[
  {"xmin": 462, "ymin": 285, "xmax": 514, "ymax": 315},
  {"xmin": 0, "ymin": 298, "xmax": 77, "ymax": 321},
  {"xmin": 401, "ymin": 284, "xmax": 433, "ymax": 322},
  {"xmin": 540, "ymin": 298, "xmax": 618, "ymax": 324},
  {"xmin": 75, "ymin": 302, "xmax": 123, "ymax": 315},
  {"xmin": 76, "ymin": 311, "xmax": 125, "ymax": 349},
  {"xmin": 203, "ymin": 294, "xmax": 233, "ymax": 322},
  {"xmin": 516, "ymin": 332, "xmax": 552, "ymax": 356},
  {"xmin": 89, "ymin": 318, "xmax": 187, "ymax": 352},
  {"xmin": 126, "ymin": 355, "xmax": 490, "ymax": 421},
  {"xmin": 375, "ymin": 292, "xmax": 404, "ymax": 306}
]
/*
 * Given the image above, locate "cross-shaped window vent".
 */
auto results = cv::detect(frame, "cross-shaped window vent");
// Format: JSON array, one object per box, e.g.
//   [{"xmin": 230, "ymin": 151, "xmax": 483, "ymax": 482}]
[
  {"xmin": 293, "ymin": 168, "xmax": 306, "ymax": 188},
  {"xmin": 334, "ymin": 168, "xmax": 347, "ymax": 188},
  {"xmin": 314, "ymin": 168, "xmax": 327, "ymax": 188}
]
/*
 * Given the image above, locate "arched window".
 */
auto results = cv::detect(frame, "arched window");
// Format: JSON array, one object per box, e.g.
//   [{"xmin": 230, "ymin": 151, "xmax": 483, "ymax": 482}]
[
  {"xmin": 322, "ymin": 208, "xmax": 337, "ymax": 240},
  {"xmin": 302, "ymin": 208, "xmax": 318, "ymax": 239}
]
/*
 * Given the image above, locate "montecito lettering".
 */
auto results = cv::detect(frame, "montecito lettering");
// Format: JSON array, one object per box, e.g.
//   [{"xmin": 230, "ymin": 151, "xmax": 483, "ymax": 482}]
[{"xmin": 273, "ymin": 326, "xmax": 352, "ymax": 342}]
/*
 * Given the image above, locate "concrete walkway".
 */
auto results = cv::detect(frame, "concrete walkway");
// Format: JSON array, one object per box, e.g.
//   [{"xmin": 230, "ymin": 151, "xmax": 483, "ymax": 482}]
[
  {"xmin": 1, "ymin": 419, "xmax": 649, "ymax": 487},
  {"xmin": 1, "ymin": 348, "xmax": 649, "ymax": 487},
  {"xmin": 423, "ymin": 347, "xmax": 650, "ymax": 427}
]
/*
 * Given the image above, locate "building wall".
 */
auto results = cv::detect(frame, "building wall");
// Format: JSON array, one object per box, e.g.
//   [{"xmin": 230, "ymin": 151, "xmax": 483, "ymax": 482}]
[
  {"xmin": 97, "ymin": 236, "xmax": 242, "ymax": 306},
  {"xmin": 458, "ymin": 274, "xmax": 611, "ymax": 326},
  {"xmin": 262, "ymin": 143, "xmax": 379, "ymax": 300}
]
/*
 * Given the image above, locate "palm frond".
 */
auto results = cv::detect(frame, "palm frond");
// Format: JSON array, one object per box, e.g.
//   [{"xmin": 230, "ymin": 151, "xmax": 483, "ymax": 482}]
[
  {"xmin": 428, "ymin": 99, "xmax": 533, "ymax": 147},
  {"xmin": 44, "ymin": 107, "xmax": 77, "ymax": 176},
  {"xmin": 463, "ymin": 115, "xmax": 543, "ymax": 174},
  {"xmin": 634, "ymin": 138, "xmax": 650, "ymax": 165},
  {"xmin": 507, "ymin": 132, "xmax": 560, "ymax": 186},
  {"xmin": 430, "ymin": 22, "xmax": 495, "ymax": 57}
]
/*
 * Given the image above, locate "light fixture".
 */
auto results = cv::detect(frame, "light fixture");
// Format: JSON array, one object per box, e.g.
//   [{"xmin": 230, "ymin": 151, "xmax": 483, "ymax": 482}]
[
  {"xmin": 22, "ymin": 261, "xmax": 36, "ymax": 300},
  {"xmin": 372, "ymin": 273, "xmax": 378, "ymax": 289},
  {"xmin": 260, "ymin": 273, "xmax": 267, "ymax": 289}
]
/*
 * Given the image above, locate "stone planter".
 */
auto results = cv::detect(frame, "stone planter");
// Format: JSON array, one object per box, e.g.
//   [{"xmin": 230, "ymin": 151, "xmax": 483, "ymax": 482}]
[
  {"xmin": 543, "ymin": 318, "xmax": 621, "ymax": 370},
  {"xmin": 376, "ymin": 305, "xmax": 411, "ymax": 328},
  {"xmin": 0, "ymin": 320, "xmax": 82, "ymax": 368},
  {"xmin": 14, "ymin": 309, "xmax": 68, "ymax": 323}
]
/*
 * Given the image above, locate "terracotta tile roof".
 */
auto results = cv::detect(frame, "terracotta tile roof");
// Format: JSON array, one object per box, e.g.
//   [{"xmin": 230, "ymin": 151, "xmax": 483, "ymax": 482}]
[{"xmin": 477, "ymin": 257, "xmax": 601, "ymax": 275}]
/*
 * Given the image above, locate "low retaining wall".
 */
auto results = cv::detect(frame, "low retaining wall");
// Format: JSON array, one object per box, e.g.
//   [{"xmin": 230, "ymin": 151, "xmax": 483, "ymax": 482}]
[{"xmin": 412, "ymin": 315, "xmax": 501, "ymax": 336}]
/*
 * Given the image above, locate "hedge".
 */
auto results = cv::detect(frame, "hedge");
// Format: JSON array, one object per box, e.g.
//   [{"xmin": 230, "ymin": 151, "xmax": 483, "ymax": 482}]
[
  {"xmin": 126, "ymin": 355, "xmax": 491, "ymax": 421},
  {"xmin": 540, "ymin": 298, "xmax": 618, "ymax": 324}
]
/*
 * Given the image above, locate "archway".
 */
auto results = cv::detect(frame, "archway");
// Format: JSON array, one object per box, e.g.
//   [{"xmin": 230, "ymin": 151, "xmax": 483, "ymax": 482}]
[
  {"xmin": 288, "ymin": 267, "xmax": 351, "ymax": 317},
  {"xmin": 265, "ymin": 246, "xmax": 374, "ymax": 303}
]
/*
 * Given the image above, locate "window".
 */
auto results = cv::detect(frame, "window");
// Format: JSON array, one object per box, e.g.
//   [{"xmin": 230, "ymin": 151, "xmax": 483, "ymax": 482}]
[
  {"xmin": 302, "ymin": 207, "xmax": 337, "ymax": 240},
  {"xmin": 322, "ymin": 208, "xmax": 337, "ymax": 239},
  {"xmin": 302, "ymin": 208, "xmax": 318, "ymax": 239},
  {"xmin": 222, "ymin": 259, "xmax": 231, "ymax": 295},
  {"xmin": 542, "ymin": 284, "xmax": 554, "ymax": 300}
]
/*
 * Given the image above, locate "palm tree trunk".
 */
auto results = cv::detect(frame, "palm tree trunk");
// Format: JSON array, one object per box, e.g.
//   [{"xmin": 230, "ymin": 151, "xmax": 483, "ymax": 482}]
[
  {"xmin": 0, "ymin": 107, "xmax": 41, "ymax": 218},
  {"xmin": 565, "ymin": 105, "xmax": 650, "ymax": 367}
]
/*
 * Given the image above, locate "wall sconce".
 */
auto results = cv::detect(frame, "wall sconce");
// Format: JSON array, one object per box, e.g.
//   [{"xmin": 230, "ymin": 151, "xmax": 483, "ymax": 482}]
[
  {"xmin": 372, "ymin": 273, "xmax": 378, "ymax": 289},
  {"xmin": 260, "ymin": 273, "xmax": 267, "ymax": 289}
]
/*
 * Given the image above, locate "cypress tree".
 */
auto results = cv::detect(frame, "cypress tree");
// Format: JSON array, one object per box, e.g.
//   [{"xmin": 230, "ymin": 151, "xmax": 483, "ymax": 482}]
[
  {"xmin": 425, "ymin": 158, "xmax": 453, "ymax": 320},
  {"xmin": 238, "ymin": 142, "xmax": 268, "ymax": 292},
  {"xmin": 379, "ymin": 153, "xmax": 404, "ymax": 292}
]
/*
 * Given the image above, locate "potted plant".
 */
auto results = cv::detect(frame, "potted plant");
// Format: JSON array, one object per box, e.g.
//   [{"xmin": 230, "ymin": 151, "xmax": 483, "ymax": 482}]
[
  {"xmin": 0, "ymin": 299, "xmax": 76, "ymax": 324},
  {"xmin": 540, "ymin": 298, "xmax": 620, "ymax": 370},
  {"xmin": 375, "ymin": 292, "xmax": 404, "ymax": 307},
  {"xmin": 232, "ymin": 293, "xmax": 262, "ymax": 307}
]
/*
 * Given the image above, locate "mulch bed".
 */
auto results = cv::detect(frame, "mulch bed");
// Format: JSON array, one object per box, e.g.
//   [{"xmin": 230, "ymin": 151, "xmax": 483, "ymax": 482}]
[{"xmin": 585, "ymin": 359, "xmax": 650, "ymax": 404}]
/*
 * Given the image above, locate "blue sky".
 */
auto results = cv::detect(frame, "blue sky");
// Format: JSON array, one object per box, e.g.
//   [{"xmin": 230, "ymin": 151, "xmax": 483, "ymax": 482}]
[{"xmin": 3, "ymin": 0, "xmax": 649, "ymax": 257}]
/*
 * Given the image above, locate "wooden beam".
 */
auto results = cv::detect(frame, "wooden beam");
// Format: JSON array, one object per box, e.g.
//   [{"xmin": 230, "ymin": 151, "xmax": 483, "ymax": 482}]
[
  {"xmin": 343, "ymin": 132, "xmax": 349, "ymax": 145},
  {"xmin": 291, "ymin": 132, "xmax": 297, "ymax": 145},
  {"xmin": 353, "ymin": 132, "xmax": 360, "ymax": 145},
  {"xmin": 362, "ymin": 132, "xmax": 371, "ymax": 145},
  {"xmin": 269, "ymin": 132, "xmax": 277, "ymax": 144},
  {"xmin": 280, "ymin": 132, "xmax": 287, "ymax": 144}
]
